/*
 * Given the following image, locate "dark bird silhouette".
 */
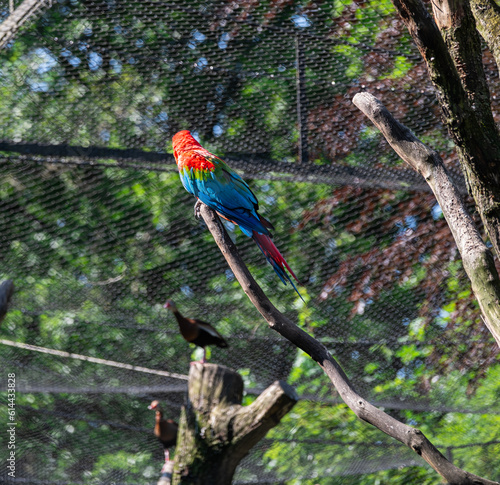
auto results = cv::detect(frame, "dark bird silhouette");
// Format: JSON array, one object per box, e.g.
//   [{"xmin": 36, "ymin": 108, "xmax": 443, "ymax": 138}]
[
  {"xmin": 148, "ymin": 400, "xmax": 178, "ymax": 470},
  {"xmin": 0, "ymin": 280, "xmax": 14, "ymax": 324},
  {"xmin": 164, "ymin": 299, "xmax": 228, "ymax": 363}
]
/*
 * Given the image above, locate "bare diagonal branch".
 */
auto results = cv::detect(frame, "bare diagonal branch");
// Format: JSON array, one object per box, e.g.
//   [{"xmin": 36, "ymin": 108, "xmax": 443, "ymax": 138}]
[
  {"xmin": 0, "ymin": 0, "xmax": 53, "ymax": 50},
  {"xmin": 199, "ymin": 203, "xmax": 498, "ymax": 485},
  {"xmin": 353, "ymin": 91, "xmax": 500, "ymax": 347}
]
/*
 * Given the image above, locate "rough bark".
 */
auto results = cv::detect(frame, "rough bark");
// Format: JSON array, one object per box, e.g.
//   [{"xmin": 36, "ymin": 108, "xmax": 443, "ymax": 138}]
[
  {"xmin": 170, "ymin": 363, "xmax": 298, "ymax": 485},
  {"xmin": 0, "ymin": 0, "xmax": 53, "ymax": 50},
  {"xmin": 470, "ymin": 0, "xmax": 500, "ymax": 69},
  {"xmin": 353, "ymin": 91, "xmax": 500, "ymax": 348},
  {"xmin": 392, "ymin": 0, "xmax": 500, "ymax": 259},
  {"xmin": 199, "ymin": 203, "xmax": 499, "ymax": 485},
  {"xmin": 431, "ymin": 0, "xmax": 492, "ymax": 118}
]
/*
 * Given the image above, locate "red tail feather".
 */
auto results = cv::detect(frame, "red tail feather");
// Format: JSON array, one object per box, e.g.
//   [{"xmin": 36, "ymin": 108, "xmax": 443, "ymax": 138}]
[{"xmin": 252, "ymin": 232, "xmax": 299, "ymax": 284}]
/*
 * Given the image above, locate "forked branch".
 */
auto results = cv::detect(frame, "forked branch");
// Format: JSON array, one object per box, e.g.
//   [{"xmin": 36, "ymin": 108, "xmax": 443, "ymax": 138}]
[
  {"xmin": 199, "ymin": 203, "xmax": 498, "ymax": 485},
  {"xmin": 170, "ymin": 363, "xmax": 297, "ymax": 485}
]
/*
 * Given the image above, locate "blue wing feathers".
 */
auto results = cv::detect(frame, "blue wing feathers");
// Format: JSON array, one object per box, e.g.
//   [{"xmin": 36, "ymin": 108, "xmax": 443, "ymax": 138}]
[
  {"xmin": 174, "ymin": 136, "xmax": 302, "ymax": 299},
  {"xmin": 180, "ymin": 170, "xmax": 194, "ymax": 196},
  {"xmin": 180, "ymin": 162, "xmax": 269, "ymax": 236}
]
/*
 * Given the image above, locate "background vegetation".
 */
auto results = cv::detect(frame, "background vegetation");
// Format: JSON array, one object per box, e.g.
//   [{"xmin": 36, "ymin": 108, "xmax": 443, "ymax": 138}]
[{"xmin": 0, "ymin": 0, "xmax": 499, "ymax": 483}]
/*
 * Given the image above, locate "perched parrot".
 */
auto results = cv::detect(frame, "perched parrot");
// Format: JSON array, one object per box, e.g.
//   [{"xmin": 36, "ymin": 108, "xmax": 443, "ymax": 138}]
[{"xmin": 172, "ymin": 130, "xmax": 301, "ymax": 298}]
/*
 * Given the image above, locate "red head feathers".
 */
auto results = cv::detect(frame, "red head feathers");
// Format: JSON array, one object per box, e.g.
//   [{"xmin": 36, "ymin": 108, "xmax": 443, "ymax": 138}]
[
  {"xmin": 171, "ymin": 129, "xmax": 303, "ymax": 300},
  {"xmin": 172, "ymin": 130, "xmax": 203, "ymax": 160}
]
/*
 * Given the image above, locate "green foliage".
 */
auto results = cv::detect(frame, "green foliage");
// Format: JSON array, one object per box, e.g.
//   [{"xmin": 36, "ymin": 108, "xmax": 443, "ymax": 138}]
[
  {"xmin": 0, "ymin": 1, "xmax": 498, "ymax": 483},
  {"xmin": 91, "ymin": 451, "xmax": 156, "ymax": 483}
]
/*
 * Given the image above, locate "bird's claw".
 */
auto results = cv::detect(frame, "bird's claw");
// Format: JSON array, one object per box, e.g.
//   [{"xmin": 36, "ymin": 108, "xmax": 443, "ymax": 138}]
[{"xmin": 194, "ymin": 200, "xmax": 202, "ymax": 219}]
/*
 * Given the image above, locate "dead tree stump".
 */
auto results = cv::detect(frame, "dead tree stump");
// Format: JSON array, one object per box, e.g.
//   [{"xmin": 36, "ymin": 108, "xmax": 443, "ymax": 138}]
[{"xmin": 168, "ymin": 362, "xmax": 298, "ymax": 485}]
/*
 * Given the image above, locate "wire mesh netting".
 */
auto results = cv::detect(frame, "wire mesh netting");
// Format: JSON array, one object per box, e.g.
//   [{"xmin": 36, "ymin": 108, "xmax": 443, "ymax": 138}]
[{"xmin": 0, "ymin": 0, "xmax": 500, "ymax": 484}]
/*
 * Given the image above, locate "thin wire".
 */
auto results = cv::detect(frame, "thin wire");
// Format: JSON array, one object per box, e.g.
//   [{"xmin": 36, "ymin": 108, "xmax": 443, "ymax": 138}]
[
  {"xmin": 18, "ymin": 403, "xmax": 151, "ymax": 432},
  {"xmin": 0, "ymin": 339, "xmax": 189, "ymax": 380},
  {"xmin": 0, "ymin": 153, "xmax": 442, "ymax": 192},
  {"xmin": 19, "ymin": 402, "xmax": 500, "ymax": 452},
  {"xmin": 3, "ymin": 337, "xmax": 494, "ymax": 414}
]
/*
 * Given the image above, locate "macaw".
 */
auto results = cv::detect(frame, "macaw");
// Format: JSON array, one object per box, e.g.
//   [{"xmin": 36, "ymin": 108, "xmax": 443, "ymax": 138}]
[{"xmin": 172, "ymin": 130, "xmax": 301, "ymax": 298}]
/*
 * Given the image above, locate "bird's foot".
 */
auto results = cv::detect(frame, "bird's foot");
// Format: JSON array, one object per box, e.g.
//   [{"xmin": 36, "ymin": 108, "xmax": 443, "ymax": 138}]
[
  {"xmin": 190, "ymin": 360, "xmax": 205, "ymax": 366},
  {"xmin": 160, "ymin": 450, "xmax": 170, "ymax": 472},
  {"xmin": 160, "ymin": 461, "xmax": 174, "ymax": 476},
  {"xmin": 194, "ymin": 200, "xmax": 202, "ymax": 219}
]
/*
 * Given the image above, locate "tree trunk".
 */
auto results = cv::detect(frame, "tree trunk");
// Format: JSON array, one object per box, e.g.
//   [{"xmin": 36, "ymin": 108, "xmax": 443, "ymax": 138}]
[
  {"xmin": 430, "ymin": 0, "xmax": 500, "ymax": 261},
  {"xmin": 352, "ymin": 91, "xmax": 500, "ymax": 347},
  {"xmin": 470, "ymin": 0, "xmax": 500, "ymax": 70},
  {"xmin": 169, "ymin": 363, "xmax": 298, "ymax": 485},
  {"xmin": 391, "ymin": 0, "xmax": 500, "ymax": 259}
]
